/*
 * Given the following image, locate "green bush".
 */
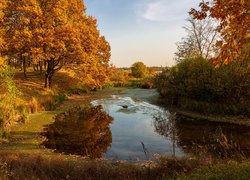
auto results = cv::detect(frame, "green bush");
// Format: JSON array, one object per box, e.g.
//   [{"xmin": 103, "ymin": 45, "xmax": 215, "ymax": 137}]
[
  {"xmin": 156, "ymin": 57, "xmax": 249, "ymax": 116},
  {"xmin": 102, "ymin": 83, "xmax": 114, "ymax": 89},
  {"xmin": 130, "ymin": 80, "xmax": 142, "ymax": 87},
  {"xmin": 55, "ymin": 94, "xmax": 67, "ymax": 104},
  {"xmin": 44, "ymin": 93, "xmax": 68, "ymax": 111},
  {"xmin": 68, "ymin": 87, "xmax": 89, "ymax": 95}
]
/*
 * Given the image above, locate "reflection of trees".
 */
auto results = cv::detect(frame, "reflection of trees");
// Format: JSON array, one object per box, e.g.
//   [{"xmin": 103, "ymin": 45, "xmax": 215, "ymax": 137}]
[
  {"xmin": 174, "ymin": 118, "xmax": 250, "ymax": 158},
  {"xmin": 153, "ymin": 113, "xmax": 250, "ymax": 158},
  {"xmin": 153, "ymin": 112, "xmax": 177, "ymax": 157},
  {"xmin": 42, "ymin": 106, "xmax": 113, "ymax": 158}
]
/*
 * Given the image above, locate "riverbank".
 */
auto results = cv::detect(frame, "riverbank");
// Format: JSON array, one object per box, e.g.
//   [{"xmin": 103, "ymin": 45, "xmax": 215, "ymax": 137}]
[
  {"xmin": 0, "ymin": 88, "xmax": 250, "ymax": 179},
  {"xmin": 0, "ymin": 88, "xmax": 124, "ymax": 154},
  {"xmin": 156, "ymin": 98, "xmax": 250, "ymax": 127},
  {"xmin": 176, "ymin": 110, "xmax": 250, "ymax": 127}
]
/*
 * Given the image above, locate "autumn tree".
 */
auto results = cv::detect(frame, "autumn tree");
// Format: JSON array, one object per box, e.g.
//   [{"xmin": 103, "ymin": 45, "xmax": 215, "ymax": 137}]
[
  {"xmin": 110, "ymin": 67, "xmax": 130, "ymax": 87},
  {"xmin": 0, "ymin": 1, "xmax": 19, "ymax": 132},
  {"xmin": 190, "ymin": 0, "xmax": 250, "ymax": 64},
  {"xmin": 175, "ymin": 16, "xmax": 219, "ymax": 62},
  {"xmin": 37, "ymin": 0, "xmax": 86, "ymax": 88},
  {"xmin": 77, "ymin": 17, "xmax": 111, "ymax": 90},
  {"xmin": 1, "ymin": 0, "xmax": 111, "ymax": 88},
  {"xmin": 131, "ymin": 61, "xmax": 149, "ymax": 78},
  {"xmin": 148, "ymin": 67, "xmax": 161, "ymax": 77},
  {"xmin": 39, "ymin": 0, "xmax": 111, "ymax": 88},
  {"xmin": 1, "ymin": 0, "xmax": 43, "ymax": 78}
]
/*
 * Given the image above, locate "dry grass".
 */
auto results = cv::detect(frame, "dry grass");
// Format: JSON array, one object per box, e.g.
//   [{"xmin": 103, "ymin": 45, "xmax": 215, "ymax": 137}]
[
  {"xmin": 2, "ymin": 69, "xmax": 82, "ymax": 124},
  {"xmin": 1, "ymin": 153, "xmax": 248, "ymax": 180},
  {"xmin": 0, "ymin": 153, "xmax": 207, "ymax": 180}
]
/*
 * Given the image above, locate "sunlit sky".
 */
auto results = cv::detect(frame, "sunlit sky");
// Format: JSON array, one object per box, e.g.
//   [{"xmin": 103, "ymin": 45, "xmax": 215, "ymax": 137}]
[{"xmin": 85, "ymin": 0, "xmax": 200, "ymax": 67}]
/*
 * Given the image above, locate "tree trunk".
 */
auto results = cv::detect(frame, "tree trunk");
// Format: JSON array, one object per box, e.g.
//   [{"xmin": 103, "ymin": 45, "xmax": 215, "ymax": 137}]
[
  {"xmin": 44, "ymin": 60, "xmax": 54, "ymax": 88},
  {"xmin": 33, "ymin": 63, "xmax": 37, "ymax": 71},
  {"xmin": 48, "ymin": 76, "xmax": 52, "ymax": 88},
  {"xmin": 23, "ymin": 56, "xmax": 27, "ymax": 78},
  {"xmin": 44, "ymin": 59, "xmax": 62, "ymax": 88},
  {"xmin": 20, "ymin": 54, "xmax": 23, "ymax": 71},
  {"xmin": 45, "ymin": 73, "xmax": 49, "ymax": 88},
  {"xmin": 39, "ymin": 61, "xmax": 43, "ymax": 74},
  {"xmin": 44, "ymin": 61, "xmax": 47, "ymax": 70},
  {"xmin": 45, "ymin": 61, "xmax": 50, "ymax": 88}
]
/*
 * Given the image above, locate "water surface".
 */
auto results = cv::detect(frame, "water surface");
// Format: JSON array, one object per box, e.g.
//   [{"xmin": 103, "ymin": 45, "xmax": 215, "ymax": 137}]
[
  {"xmin": 42, "ymin": 89, "xmax": 250, "ymax": 161},
  {"xmin": 91, "ymin": 94, "xmax": 183, "ymax": 160}
]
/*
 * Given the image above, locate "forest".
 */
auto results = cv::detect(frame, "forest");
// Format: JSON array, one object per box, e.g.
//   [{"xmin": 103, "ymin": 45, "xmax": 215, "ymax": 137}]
[{"xmin": 0, "ymin": 0, "xmax": 249, "ymax": 179}]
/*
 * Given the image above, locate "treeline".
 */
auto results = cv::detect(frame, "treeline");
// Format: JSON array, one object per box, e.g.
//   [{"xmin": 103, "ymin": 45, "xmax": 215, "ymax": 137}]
[
  {"xmin": 110, "ymin": 62, "xmax": 161, "ymax": 89},
  {"xmin": 0, "ymin": 0, "xmax": 111, "ymax": 89},
  {"xmin": 156, "ymin": 1, "xmax": 249, "ymax": 116}
]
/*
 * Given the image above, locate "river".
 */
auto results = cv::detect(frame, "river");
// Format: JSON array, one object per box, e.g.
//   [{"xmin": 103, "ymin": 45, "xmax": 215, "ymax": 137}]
[{"xmin": 42, "ymin": 89, "xmax": 250, "ymax": 161}]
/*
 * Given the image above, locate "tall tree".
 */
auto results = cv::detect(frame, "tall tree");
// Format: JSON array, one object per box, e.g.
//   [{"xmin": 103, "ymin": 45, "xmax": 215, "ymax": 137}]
[
  {"xmin": 175, "ymin": 16, "xmax": 219, "ymax": 62},
  {"xmin": 38, "ymin": 0, "xmax": 84, "ymax": 87},
  {"xmin": 190, "ymin": 0, "xmax": 250, "ymax": 64},
  {"xmin": 37, "ymin": 0, "xmax": 111, "ymax": 88}
]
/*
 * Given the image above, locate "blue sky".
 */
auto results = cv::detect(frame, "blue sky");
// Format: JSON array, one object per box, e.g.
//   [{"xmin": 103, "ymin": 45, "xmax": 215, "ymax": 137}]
[{"xmin": 85, "ymin": 0, "xmax": 200, "ymax": 67}]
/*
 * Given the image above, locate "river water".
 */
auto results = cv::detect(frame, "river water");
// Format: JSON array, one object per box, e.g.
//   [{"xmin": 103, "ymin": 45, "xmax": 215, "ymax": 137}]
[{"xmin": 42, "ymin": 89, "xmax": 250, "ymax": 161}]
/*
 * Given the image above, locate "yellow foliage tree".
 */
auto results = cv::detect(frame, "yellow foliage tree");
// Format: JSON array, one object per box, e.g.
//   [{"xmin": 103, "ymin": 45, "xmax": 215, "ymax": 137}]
[
  {"xmin": 1, "ymin": 0, "xmax": 111, "ymax": 88},
  {"xmin": 77, "ymin": 17, "xmax": 111, "ymax": 89},
  {"xmin": 2, "ymin": 0, "xmax": 43, "ymax": 77}
]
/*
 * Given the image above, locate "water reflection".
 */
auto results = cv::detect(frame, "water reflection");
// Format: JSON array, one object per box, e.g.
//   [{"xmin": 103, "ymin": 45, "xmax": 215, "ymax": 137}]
[
  {"xmin": 42, "ymin": 92, "xmax": 250, "ymax": 160},
  {"xmin": 153, "ymin": 113, "xmax": 177, "ymax": 157},
  {"xmin": 154, "ymin": 113, "xmax": 250, "ymax": 159},
  {"xmin": 42, "ymin": 106, "xmax": 113, "ymax": 158},
  {"xmin": 92, "ymin": 96, "xmax": 183, "ymax": 160},
  {"xmin": 174, "ymin": 116, "xmax": 250, "ymax": 158}
]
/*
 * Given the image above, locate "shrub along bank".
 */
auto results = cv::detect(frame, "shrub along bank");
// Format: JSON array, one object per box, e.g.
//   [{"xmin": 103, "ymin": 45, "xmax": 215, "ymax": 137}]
[{"xmin": 156, "ymin": 57, "xmax": 249, "ymax": 117}]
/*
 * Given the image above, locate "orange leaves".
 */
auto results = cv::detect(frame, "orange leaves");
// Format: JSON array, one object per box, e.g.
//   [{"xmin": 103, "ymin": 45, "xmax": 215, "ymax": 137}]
[
  {"xmin": 190, "ymin": 0, "xmax": 250, "ymax": 64},
  {"xmin": 1, "ymin": 0, "xmax": 111, "ymax": 88},
  {"xmin": 2, "ymin": 0, "xmax": 43, "ymax": 58}
]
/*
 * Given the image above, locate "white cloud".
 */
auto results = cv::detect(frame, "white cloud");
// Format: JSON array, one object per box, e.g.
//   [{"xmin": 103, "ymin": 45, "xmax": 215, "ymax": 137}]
[{"xmin": 136, "ymin": 0, "xmax": 199, "ymax": 22}]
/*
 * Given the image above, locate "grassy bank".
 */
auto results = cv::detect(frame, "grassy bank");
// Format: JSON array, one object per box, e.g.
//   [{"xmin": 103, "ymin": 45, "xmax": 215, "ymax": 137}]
[{"xmin": 181, "ymin": 160, "xmax": 250, "ymax": 179}]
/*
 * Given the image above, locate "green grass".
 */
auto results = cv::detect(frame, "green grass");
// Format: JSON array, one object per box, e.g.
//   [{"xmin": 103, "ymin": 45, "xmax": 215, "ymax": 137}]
[
  {"xmin": 181, "ymin": 160, "xmax": 250, "ymax": 180},
  {"xmin": 0, "ymin": 111, "xmax": 59, "ymax": 155}
]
